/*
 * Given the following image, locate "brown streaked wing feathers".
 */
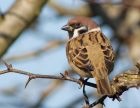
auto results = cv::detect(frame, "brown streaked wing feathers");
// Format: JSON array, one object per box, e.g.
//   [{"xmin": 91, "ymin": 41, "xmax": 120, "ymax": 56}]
[
  {"xmin": 70, "ymin": 46, "xmax": 94, "ymax": 72},
  {"xmin": 88, "ymin": 32, "xmax": 114, "ymax": 95},
  {"xmin": 98, "ymin": 32, "xmax": 115, "ymax": 73},
  {"xmin": 97, "ymin": 32, "xmax": 114, "ymax": 95}
]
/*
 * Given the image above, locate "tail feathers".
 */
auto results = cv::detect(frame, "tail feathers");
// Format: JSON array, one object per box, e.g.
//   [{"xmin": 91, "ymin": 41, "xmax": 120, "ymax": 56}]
[
  {"xmin": 96, "ymin": 78, "xmax": 112, "ymax": 95},
  {"xmin": 92, "ymin": 70, "xmax": 112, "ymax": 95}
]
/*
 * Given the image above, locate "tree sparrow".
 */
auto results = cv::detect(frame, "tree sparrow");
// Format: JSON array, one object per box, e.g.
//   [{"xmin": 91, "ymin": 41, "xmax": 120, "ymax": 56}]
[{"xmin": 61, "ymin": 17, "xmax": 115, "ymax": 95}]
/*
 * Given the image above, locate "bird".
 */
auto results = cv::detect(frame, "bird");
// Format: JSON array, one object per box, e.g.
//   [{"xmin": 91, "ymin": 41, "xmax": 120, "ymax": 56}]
[{"xmin": 61, "ymin": 16, "xmax": 115, "ymax": 95}]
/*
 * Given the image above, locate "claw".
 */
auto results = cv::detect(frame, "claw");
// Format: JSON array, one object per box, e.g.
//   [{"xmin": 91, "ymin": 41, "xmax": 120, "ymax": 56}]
[{"xmin": 0, "ymin": 59, "xmax": 12, "ymax": 70}]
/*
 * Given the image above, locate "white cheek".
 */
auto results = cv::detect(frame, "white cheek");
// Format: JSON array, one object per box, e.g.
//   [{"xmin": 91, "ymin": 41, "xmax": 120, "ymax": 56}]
[
  {"xmin": 72, "ymin": 26, "xmax": 88, "ymax": 39},
  {"xmin": 73, "ymin": 29, "xmax": 79, "ymax": 38}
]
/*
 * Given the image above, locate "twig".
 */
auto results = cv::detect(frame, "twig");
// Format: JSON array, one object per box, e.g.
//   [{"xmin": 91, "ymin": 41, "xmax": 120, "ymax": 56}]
[
  {"xmin": 0, "ymin": 61, "xmax": 82, "ymax": 88},
  {"xmin": 0, "ymin": 60, "xmax": 95, "ymax": 90}
]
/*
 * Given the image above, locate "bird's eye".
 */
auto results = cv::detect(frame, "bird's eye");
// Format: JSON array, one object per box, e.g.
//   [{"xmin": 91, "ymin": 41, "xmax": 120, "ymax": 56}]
[{"xmin": 74, "ymin": 23, "xmax": 81, "ymax": 29}]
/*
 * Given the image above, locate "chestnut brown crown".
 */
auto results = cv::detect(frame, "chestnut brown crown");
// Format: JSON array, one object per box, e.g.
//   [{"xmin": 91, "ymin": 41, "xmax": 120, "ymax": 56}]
[{"xmin": 61, "ymin": 17, "xmax": 98, "ymax": 38}]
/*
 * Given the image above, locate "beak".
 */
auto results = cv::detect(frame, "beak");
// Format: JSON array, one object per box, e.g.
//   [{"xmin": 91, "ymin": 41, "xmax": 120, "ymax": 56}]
[{"xmin": 61, "ymin": 25, "xmax": 73, "ymax": 31}]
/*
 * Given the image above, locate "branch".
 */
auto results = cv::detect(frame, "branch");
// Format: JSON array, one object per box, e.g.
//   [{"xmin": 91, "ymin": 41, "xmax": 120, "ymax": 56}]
[
  {"xmin": 111, "ymin": 63, "xmax": 140, "ymax": 97},
  {"xmin": 0, "ymin": 60, "xmax": 83, "ymax": 88}
]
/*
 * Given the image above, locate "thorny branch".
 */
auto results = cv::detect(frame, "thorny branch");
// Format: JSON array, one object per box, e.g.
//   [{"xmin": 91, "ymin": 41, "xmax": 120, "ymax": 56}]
[
  {"xmin": 0, "ymin": 60, "xmax": 96, "ymax": 89},
  {"xmin": 1, "ymin": 60, "xmax": 140, "ymax": 107},
  {"xmin": 0, "ymin": 61, "xmax": 80, "ymax": 88}
]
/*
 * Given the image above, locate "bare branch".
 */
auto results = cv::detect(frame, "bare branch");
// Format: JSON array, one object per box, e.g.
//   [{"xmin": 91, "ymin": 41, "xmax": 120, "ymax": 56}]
[{"xmin": 0, "ymin": 61, "xmax": 83, "ymax": 87}]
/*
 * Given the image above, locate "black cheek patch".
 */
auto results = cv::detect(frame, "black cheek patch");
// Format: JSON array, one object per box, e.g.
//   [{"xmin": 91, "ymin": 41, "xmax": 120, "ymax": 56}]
[
  {"xmin": 78, "ymin": 29, "xmax": 88, "ymax": 34},
  {"xmin": 68, "ymin": 31, "xmax": 74, "ymax": 39}
]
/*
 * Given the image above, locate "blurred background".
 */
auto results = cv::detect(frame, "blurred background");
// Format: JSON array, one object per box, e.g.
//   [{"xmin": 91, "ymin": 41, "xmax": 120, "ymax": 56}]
[{"xmin": 0, "ymin": 0, "xmax": 140, "ymax": 108}]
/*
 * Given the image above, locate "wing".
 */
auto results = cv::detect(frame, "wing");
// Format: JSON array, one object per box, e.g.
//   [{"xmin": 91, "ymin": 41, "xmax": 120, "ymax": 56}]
[
  {"xmin": 87, "ymin": 31, "xmax": 115, "ymax": 95},
  {"xmin": 97, "ymin": 32, "xmax": 115, "ymax": 73},
  {"xmin": 69, "ymin": 46, "xmax": 94, "ymax": 72}
]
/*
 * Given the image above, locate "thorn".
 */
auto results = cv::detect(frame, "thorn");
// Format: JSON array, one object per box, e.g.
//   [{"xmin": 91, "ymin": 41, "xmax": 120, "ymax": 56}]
[
  {"xmin": 0, "ymin": 59, "xmax": 7, "ymax": 66},
  {"xmin": 114, "ymin": 95, "xmax": 121, "ymax": 102},
  {"xmin": 0, "ymin": 59, "xmax": 12, "ymax": 70},
  {"xmin": 7, "ymin": 64, "xmax": 12, "ymax": 70},
  {"xmin": 25, "ymin": 77, "xmax": 32, "ymax": 88},
  {"xmin": 60, "ymin": 73, "xmax": 65, "ymax": 78},
  {"xmin": 78, "ymin": 83, "xmax": 83, "ymax": 89},
  {"xmin": 78, "ymin": 77, "xmax": 84, "ymax": 89}
]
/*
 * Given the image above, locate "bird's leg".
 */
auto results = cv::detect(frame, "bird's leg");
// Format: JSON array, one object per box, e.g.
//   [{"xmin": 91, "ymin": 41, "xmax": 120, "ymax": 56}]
[
  {"xmin": 83, "ymin": 78, "xmax": 90, "ymax": 107},
  {"xmin": 84, "ymin": 81, "xmax": 97, "ymax": 88},
  {"xmin": 79, "ymin": 77, "xmax": 97, "ymax": 88}
]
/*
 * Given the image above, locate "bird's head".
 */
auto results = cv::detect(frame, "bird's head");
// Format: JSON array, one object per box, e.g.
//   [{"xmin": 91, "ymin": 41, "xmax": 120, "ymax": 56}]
[{"xmin": 61, "ymin": 17, "xmax": 100, "ymax": 39}]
